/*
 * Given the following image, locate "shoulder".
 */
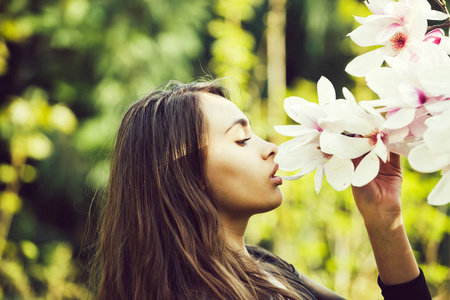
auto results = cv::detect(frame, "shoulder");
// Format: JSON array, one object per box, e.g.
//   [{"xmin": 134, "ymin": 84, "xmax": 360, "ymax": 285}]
[
  {"xmin": 246, "ymin": 245, "xmax": 346, "ymax": 300},
  {"xmin": 246, "ymin": 245, "xmax": 292, "ymax": 269}
]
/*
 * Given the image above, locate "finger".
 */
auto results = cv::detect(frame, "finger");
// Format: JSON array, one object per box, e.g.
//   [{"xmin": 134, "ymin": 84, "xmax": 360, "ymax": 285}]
[{"xmin": 388, "ymin": 152, "xmax": 401, "ymax": 169}]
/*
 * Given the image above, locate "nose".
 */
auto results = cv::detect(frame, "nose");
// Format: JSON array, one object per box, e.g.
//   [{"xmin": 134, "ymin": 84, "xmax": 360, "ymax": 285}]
[{"xmin": 262, "ymin": 140, "xmax": 278, "ymax": 160}]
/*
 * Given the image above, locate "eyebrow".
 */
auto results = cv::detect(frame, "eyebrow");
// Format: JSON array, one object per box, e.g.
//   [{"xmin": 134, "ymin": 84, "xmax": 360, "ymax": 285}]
[{"xmin": 225, "ymin": 118, "xmax": 249, "ymax": 134}]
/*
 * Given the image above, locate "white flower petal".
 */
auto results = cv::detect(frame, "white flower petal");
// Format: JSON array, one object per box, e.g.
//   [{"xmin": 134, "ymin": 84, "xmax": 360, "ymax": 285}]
[
  {"xmin": 371, "ymin": 0, "xmax": 391, "ymax": 7},
  {"xmin": 366, "ymin": 0, "xmax": 391, "ymax": 14},
  {"xmin": 318, "ymin": 100, "xmax": 358, "ymax": 133},
  {"xmin": 324, "ymin": 156, "xmax": 354, "ymax": 191},
  {"xmin": 428, "ymin": 168, "xmax": 450, "ymax": 205},
  {"xmin": 405, "ymin": 0, "xmax": 430, "ymax": 10},
  {"xmin": 437, "ymin": 36, "xmax": 450, "ymax": 54},
  {"xmin": 416, "ymin": 42, "xmax": 450, "ymax": 67},
  {"xmin": 314, "ymin": 164, "xmax": 325, "ymax": 194},
  {"xmin": 342, "ymin": 87, "xmax": 356, "ymax": 103},
  {"xmin": 276, "ymin": 139, "xmax": 325, "ymax": 171},
  {"xmin": 359, "ymin": 103, "xmax": 385, "ymax": 123},
  {"xmin": 423, "ymin": 112, "xmax": 450, "ymax": 153},
  {"xmin": 348, "ymin": 16, "xmax": 400, "ymax": 46},
  {"xmin": 354, "ymin": 16, "xmax": 367, "ymax": 24},
  {"xmin": 384, "ymin": 56, "xmax": 414, "ymax": 77},
  {"xmin": 386, "ymin": 126, "xmax": 409, "ymax": 143},
  {"xmin": 375, "ymin": 22, "xmax": 402, "ymax": 44},
  {"xmin": 320, "ymin": 130, "xmax": 372, "ymax": 159},
  {"xmin": 382, "ymin": 107, "xmax": 416, "ymax": 129},
  {"xmin": 344, "ymin": 116, "xmax": 379, "ymax": 137},
  {"xmin": 274, "ymin": 125, "xmax": 319, "ymax": 137},
  {"xmin": 398, "ymin": 83, "xmax": 427, "ymax": 108},
  {"xmin": 409, "ymin": 111, "xmax": 429, "ymax": 138},
  {"xmin": 366, "ymin": 67, "xmax": 402, "ymax": 98},
  {"xmin": 282, "ymin": 159, "xmax": 323, "ymax": 180},
  {"xmin": 365, "ymin": 3, "xmax": 384, "ymax": 15},
  {"xmin": 281, "ymin": 173, "xmax": 305, "ymax": 181},
  {"xmin": 409, "ymin": 16, "xmax": 427, "ymax": 41},
  {"xmin": 374, "ymin": 134, "xmax": 388, "ymax": 162},
  {"xmin": 283, "ymin": 97, "xmax": 310, "ymax": 124},
  {"xmin": 320, "ymin": 100, "xmax": 381, "ymax": 136},
  {"xmin": 424, "ymin": 10, "xmax": 450, "ymax": 21},
  {"xmin": 359, "ymin": 98, "xmax": 400, "ymax": 110},
  {"xmin": 317, "ymin": 76, "xmax": 336, "ymax": 105},
  {"xmin": 284, "ymin": 97, "xmax": 326, "ymax": 129},
  {"xmin": 388, "ymin": 141, "xmax": 412, "ymax": 157},
  {"xmin": 347, "ymin": 23, "xmax": 381, "ymax": 47},
  {"xmin": 352, "ymin": 151, "xmax": 380, "ymax": 187},
  {"xmin": 418, "ymin": 65, "xmax": 450, "ymax": 95},
  {"xmin": 386, "ymin": 2, "xmax": 410, "ymax": 20},
  {"xmin": 279, "ymin": 135, "xmax": 318, "ymax": 150},
  {"xmin": 425, "ymin": 101, "xmax": 450, "ymax": 114},
  {"xmin": 408, "ymin": 144, "xmax": 450, "ymax": 173},
  {"xmin": 345, "ymin": 47, "xmax": 387, "ymax": 77},
  {"xmin": 425, "ymin": 109, "xmax": 450, "ymax": 125}
]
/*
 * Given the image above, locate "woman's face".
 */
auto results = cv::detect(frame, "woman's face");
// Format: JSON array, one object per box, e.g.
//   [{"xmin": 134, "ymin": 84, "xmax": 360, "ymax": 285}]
[{"xmin": 201, "ymin": 93, "xmax": 283, "ymax": 220}]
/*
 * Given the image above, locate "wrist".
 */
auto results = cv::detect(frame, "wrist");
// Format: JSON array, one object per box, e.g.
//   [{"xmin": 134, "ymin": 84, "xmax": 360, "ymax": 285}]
[
  {"xmin": 364, "ymin": 215, "xmax": 419, "ymax": 286},
  {"xmin": 363, "ymin": 210, "xmax": 403, "ymax": 231}
]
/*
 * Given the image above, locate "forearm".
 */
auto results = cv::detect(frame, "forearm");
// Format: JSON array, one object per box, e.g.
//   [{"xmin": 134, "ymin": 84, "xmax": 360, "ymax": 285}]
[{"xmin": 365, "ymin": 215, "xmax": 420, "ymax": 285}]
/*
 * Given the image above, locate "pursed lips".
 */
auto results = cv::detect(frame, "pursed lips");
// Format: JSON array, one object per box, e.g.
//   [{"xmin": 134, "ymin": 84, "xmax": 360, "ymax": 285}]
[{"xmin": 270, "ymin": 164, "xmax": 283, "ymax": 185}]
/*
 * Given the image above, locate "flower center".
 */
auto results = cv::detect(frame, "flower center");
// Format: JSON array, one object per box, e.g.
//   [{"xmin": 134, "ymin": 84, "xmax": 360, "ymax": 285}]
[
  {"xmin": 317, "ymin": 146, "xmax": 332, "ymax": 160},
  {"xmin": 364, "ymin": 130, "xmax": 381, "ymax": 146},
  {"xmin": 313, "ymin": 122, "xmax": 323, "ymax": 132},
  {"xmin": 390, "ymin": 32, "xmax": 407, "ymax": 54},
  {"xmin": 417, "ymin": 89, "xmax": 427, "ymax": 105}
]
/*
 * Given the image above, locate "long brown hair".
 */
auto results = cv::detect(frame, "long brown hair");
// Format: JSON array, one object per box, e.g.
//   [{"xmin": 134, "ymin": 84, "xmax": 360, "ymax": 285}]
[{"xmin": 93, "ymin": 81, "xmax": 309, "ymax": 299}]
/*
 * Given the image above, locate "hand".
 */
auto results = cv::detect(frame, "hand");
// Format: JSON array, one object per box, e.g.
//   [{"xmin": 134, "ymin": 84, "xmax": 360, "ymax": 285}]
[
  {"xmin": 351, "ymin": 152, "xmax": 403, "ymax": 226},
  {"xmin": 352, "ymin": 153, "xmax": 420, "ymax": 285}
]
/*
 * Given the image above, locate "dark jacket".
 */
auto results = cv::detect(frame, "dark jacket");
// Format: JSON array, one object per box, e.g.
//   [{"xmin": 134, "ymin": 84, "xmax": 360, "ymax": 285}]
[{"xmin": 247, "ymin": 246, "xmax": 431, "ymax": 300}]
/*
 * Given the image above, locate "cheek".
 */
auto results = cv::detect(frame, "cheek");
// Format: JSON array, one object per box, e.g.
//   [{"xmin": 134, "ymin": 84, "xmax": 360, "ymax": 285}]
[
  {"xmin": 205, "ymin": 146, "xmax": 255, "ymax": 199},
  {"xmin": 205, "ymin": 146, "xmax": 282, "ymax": 214},
  {"xmin": 206, "ymin": 147, "xmax": 252, "ymax": 192}
]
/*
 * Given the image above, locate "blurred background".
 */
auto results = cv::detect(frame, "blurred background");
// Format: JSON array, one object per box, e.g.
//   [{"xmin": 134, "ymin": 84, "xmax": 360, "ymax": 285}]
[{"xmin": 0, "ymin": 0, "xmax": 449, "ymax": 299}]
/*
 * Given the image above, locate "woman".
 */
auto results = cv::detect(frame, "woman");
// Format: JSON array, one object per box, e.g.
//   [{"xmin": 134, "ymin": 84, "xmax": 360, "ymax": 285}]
[{"xmin": 93, "ymin": 81, "xmax": 430, "ymax": 299}]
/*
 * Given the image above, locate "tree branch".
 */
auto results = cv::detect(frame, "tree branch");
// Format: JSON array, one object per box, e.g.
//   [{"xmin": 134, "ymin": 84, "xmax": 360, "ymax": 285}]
[
  {"xmin": 428, "ymin": 1, "xmax": 450, "ymax": 33},
  {"xmin": 433, "ymin": 0, "xmax": 449, "ymax": 15},
  {"xmin": 427, "ymin": 23, "xmax": 450, "ymax": 32}
]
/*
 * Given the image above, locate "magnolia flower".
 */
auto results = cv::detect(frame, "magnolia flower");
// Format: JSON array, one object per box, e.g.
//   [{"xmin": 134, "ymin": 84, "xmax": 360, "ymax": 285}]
[
  {"xmin": 318, "ymin": 91, "xmax": 390, "ymax": 187},
  {"xmin": 364, "ymin": 55, "xmax": 450, "ymax": 137},
  {"xmin": 275, "ymin": 0, "xmax": 450, "ymax": 205},
  {"xmin": 276, "ymin": 135, "xmax": 354, "ymax": 193},
  {"xmin": 363, "ymin": 0, "xmax": 448, "ymax": 19},
  {"xmin": 408, "ymin": 110, "xmax": 450, "ymax": 205},
  {"xmin": 346, "ymin": 0, "xmax": 449, "ymax": 77},
  {"xmin": 427, "ymin": 167, "xmax": 450, "ymax": 206},
  {"xmin": 423, "ymin": 28, "xmax": 450, "ymax": 54},
  {"xmin": 275, "ymin": 77, "xmax": 354, "ymax": 193},
  {"xmin": 417, "ymin": 64, "xmax": 450, "ymax": 98}
]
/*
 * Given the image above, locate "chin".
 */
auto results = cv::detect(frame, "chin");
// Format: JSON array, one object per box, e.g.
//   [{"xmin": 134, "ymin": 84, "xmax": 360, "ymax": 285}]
[
  {"xmin": 273, "ymin": 189, "xmax": 284, "ymax": 208},
  {"xmin": 260, "ymin": 189, "xmax": 284, "ymax": 213}
]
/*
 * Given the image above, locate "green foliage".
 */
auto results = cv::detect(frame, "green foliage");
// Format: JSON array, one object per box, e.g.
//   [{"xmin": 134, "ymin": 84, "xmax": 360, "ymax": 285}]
[
  {"xmin": 208, "ymin": 0, "xmax": 263, "ymax": 110},
  {"xmin": 0, "ymin": 0, "xmax": 214, "ymax": 298}
]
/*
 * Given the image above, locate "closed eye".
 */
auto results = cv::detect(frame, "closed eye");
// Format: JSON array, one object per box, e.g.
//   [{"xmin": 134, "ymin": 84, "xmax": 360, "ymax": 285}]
[{"xmin": 236, "ymin": 137, "xmax": 251, "ymax": 146}]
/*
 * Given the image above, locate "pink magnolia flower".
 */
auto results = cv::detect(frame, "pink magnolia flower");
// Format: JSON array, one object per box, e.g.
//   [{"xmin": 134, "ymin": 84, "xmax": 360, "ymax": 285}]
[
  {"xmin": 408, "ymin": 109, "xmax": 450, "ymax": 205},
  {"xmin": 423, "ymin": 28, "xmax": 450, "ymax": 54},
  {"xmin": 275, "ymin": 77, "xmax": 354, "ymax": 193},
  {"xmin": 317, "ymin": 91, "xmax": 391, "ymax": 187},
  {"xmin": 364, "ymin": 55, "xmax": 450, "ymax": 142},
  {"xmin": 275, "ymin": 0, "xmax": 450, "ymax": 204},
  {"xmin": 345, "ymin": 0, "xmax": 449, "ymax": 77}
]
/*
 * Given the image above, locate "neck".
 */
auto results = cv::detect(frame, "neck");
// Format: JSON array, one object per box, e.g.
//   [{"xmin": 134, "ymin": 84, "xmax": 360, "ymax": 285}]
[{"xmin": 220, "ymin": 213, "xmax": 250, "ymax": 256}]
